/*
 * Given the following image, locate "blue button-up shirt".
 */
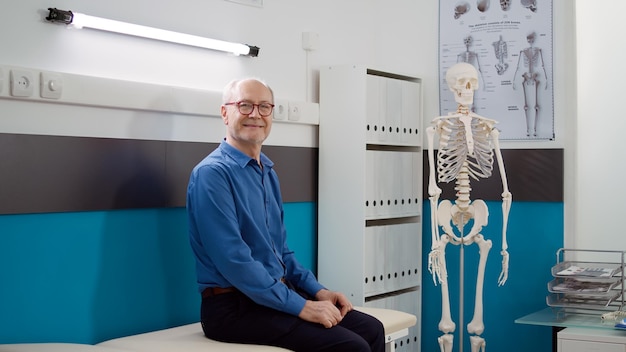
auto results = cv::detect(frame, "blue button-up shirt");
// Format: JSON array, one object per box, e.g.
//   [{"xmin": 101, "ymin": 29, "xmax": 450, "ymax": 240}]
[{"xmin": 187, "ymin": 141, "xmax": 324, "ymax": 316}]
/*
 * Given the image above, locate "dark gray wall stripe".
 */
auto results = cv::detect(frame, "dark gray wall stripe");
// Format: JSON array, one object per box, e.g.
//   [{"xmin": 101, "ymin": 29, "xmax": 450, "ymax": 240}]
[
  {"xmin": 0, "ymin": 133, "xmax": 317, "ymax": 215},
  {"xmin": 423, "ymin": 149, "xmax": 564, "ymax": 202},
  {"xmin": 0, "ymin": 133, "xmax": 562, "ymax": 215}
]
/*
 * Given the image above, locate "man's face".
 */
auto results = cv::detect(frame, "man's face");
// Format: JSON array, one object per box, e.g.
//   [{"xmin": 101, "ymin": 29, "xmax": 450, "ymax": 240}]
[{"xmin": 222, "ymin": 80, "xmax": 273, "ymax": 149}]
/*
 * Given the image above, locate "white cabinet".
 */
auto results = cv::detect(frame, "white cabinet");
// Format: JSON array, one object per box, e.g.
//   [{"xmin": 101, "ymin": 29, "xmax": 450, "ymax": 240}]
[
  {"xmin": 558, "ymin": 328, "xmax": 626, "ymax": 352},
  {"xmin": 318, "ymin": 65, "xmax": 422, "ymax": 352}
]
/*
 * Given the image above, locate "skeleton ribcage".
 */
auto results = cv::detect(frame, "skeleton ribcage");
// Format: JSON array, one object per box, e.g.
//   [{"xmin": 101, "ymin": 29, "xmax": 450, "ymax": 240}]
[
  {"xmin": 436, "ymin": 117, "xmax": 494, "ymax": 183},
  {"xmin": 522, "ymin": 47, "xmax": 541, "ymax": 68}
]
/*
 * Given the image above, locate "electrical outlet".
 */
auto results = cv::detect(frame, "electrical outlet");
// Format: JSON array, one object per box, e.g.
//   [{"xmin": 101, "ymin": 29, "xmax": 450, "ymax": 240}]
[
  {"xmin": 273, "ymin": 100, "xmax": 288, "ymax": 120},
  {"xmin": 40, "ymin": 71, "xmax": 63, "ymax": 99},
  {"xmin": 302, "ymin": 32, "xmax": 319, "ymax": 51},
  {"xmin": 288, "ymin": 101, "xmax": 302, "ymax": 121},
  {"xmin": 10, "ymin": 69, "xmax": 35, "ymax": 97}
]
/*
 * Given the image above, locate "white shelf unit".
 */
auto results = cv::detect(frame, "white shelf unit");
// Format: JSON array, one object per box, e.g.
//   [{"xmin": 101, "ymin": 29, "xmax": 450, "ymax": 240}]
[{"xmin": 318, "ymin": 65, "xmax": 423, "ymax": 352}]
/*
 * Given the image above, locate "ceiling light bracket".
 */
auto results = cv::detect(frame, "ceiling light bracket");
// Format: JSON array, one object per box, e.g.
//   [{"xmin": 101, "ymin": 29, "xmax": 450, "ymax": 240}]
[{"xmin": 45, "ymin": 8, "xmax": 74, "ymax": 25}]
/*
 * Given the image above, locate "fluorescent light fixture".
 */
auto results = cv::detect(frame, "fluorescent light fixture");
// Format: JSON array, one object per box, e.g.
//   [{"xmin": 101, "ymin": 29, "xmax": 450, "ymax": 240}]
[{"xmin": 45, "ymin": 8, "xmax": 259, "ymax": 57}]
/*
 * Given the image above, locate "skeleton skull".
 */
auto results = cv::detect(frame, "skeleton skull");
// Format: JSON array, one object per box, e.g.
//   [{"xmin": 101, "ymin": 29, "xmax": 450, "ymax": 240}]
[
  {"xmin": 463, "ymin": 35, "xmax": 473, "ymax": 48},
  {"xmin": 521, "ymin": 0, "xmax": 537, "ymax": 12},
  {"xmin": 446, "ymin": 62, "xmax": 479, "ymax": 106},
  {"xmin": 500, "ymin": 0, "xmax": 511, "ymax": 11}
]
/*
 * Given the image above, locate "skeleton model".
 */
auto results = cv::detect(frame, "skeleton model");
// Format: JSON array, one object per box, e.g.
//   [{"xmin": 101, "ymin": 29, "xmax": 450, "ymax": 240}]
[
  {"xmin": 457, "ymin": 36, "xmax": 485, "ymax": 111},
  {"xmin": 492, "ymin": 35, "xmax": 508, "ymax": 75},
  {"xmin": 513, "ymin": 32, "xmax": 548, "ymax": 137},
  {"xmin": 427, "ymin": 62, "xmax": 512, "ymax": 352}
]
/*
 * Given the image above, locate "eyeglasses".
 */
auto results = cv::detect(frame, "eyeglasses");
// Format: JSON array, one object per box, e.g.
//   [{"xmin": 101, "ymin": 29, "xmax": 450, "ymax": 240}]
[{"xmin": 224, "ymin": 101, "xmax": 275, "ymax": 117}]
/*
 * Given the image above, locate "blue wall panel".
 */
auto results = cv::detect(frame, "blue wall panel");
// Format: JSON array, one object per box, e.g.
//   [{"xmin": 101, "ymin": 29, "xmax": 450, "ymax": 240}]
[
  {"xmin": 0, "ymin": 200, "xmax": 559, "ymax": 351},
  {"xmin": 283, "ymin": 202, "xmax": 318, "ymax": 273},
  {"xmin": 0, "ymin": 202, "xmax": 316, "ymax": 345}
]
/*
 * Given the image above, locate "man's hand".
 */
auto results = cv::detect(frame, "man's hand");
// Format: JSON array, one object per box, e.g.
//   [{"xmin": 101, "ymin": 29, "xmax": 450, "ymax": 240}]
[
  {"xmin": 315, "ymin": 289, "xmax": 353, "ymax": 317},
  {"xmin": 297, "ymin": 289, "xmax": 353, "ymax": 328}
]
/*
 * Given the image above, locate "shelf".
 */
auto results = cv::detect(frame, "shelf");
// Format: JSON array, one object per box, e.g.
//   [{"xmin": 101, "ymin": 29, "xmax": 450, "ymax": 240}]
[
  {"xmin": 547, "ymin": 293, "xmax": 621, "ymax": 309},
  {"xmin": 548, "ymin": 277, "xmax": 620, "ymax": 294},
  {"xmin": 552, "ymin": 261, "xmax": 622, "ymax": 279},
  {"xmin": 318, "ymin": 65, "xmax": 423, "ymax": 348},
  {"xmin": 546, "ymin": 248, "xmax": 626, "ymax": 314}
]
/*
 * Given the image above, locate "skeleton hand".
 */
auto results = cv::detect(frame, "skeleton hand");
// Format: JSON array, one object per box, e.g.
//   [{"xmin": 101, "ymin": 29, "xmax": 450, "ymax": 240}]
[
  {"xmin": 497, "ymin": 250, "xmax": 509, "ymax": 286},
  {"xmin": 428, "ymin": 247, "xmax": 444, "ymax": 285}
]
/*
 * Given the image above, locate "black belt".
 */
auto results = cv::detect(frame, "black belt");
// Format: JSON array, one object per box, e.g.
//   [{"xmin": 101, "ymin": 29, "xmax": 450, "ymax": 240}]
[
  {"xmin": 202, "ymin": 277, "xmax": 288, "ymax": 299},
  {"xmin": 201, "ymin": 286, "xmax": 237, "ymax": 299}
]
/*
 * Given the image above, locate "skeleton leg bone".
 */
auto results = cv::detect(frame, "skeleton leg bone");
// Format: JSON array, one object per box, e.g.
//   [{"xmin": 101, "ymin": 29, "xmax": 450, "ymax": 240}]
[
  {"xmin": 439, "ymin": 334, "xmax": 454, "ymax": 352},
  {"xmin": 522, "ymin": 75, "xmax": 532, "ymax": 136},
  {"xmin": 533, "ymin": 75, "xmax": 540, "ymax": 136},
  {"xmin": 434, "ymin": 201, "xmax": 456, "ymax": 351},
  {"xmin": 436, "ymin": 236, "xmax": 456, "ymax": 335},
  {"xmin": 470, "ymin": 336, "xmax": 486, "ymax": 352},
  {"xmin": 434, "ymin": 235, "xmax": 456, "ymax": 352},
  {"xmin": 467, "ymin": 234, "xmax": 492, "ymax": 338}
]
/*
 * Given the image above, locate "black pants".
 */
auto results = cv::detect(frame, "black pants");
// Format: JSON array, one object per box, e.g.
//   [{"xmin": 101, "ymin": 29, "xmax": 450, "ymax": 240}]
[{"xmin": 201, "ymin": 291, "xmax": 385, "ymax": 352}]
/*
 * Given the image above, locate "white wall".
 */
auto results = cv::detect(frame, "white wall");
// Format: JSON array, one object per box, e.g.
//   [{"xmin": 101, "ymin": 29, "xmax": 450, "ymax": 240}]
[
  {"xmin": 0, "ymin": 0, "xmax": 438, "ymax": 148},
  {"xmin": 1, "ymin": 1, "xmax": 578, "ymax": 146},
  {"xmin": 569, "ymin": 1, "xmax": 626, "ymax": 252}
]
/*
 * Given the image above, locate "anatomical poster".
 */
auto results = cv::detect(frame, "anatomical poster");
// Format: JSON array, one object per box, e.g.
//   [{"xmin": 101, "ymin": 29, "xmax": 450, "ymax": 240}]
[{"xmin": 438, "ymin": 0, "xmax": 554, "ymax": 140}]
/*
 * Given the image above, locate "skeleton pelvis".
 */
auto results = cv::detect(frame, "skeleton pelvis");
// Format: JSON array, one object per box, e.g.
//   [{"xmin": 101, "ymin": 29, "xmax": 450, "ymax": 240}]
[
  {"xmin": 439, "ymin": 200, "xmax": 472, "ymax": 228},
  {"xmin": 437, "ymin": 199, "xmax": 489, "ymax": 241}
]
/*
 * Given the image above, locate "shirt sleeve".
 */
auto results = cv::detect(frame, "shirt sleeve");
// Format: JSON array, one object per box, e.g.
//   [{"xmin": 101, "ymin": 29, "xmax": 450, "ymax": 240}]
[{"xmin": 281, "ymin": 233, "xmax": 325, "ymax": 297}]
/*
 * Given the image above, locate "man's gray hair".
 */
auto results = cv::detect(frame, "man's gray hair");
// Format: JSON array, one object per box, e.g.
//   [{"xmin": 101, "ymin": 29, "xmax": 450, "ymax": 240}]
[{"xmin": 222, "ymin": 78, "xmax": 274, "ymax": 104}]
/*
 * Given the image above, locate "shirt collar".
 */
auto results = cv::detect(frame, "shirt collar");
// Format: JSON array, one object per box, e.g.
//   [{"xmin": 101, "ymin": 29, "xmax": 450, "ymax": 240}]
[{"xmin": 220, "ymin": 139, "xmax": 274, "ymax": 169}]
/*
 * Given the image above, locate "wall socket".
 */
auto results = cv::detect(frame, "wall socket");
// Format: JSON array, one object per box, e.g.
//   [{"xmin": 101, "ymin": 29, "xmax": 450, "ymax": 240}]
[
  {"xmin": 40, "ymin": 71, "xmax": 63, "ymax": 99},
  {"xmin": 288, "ymin": 101, "xmax": 303, "ymax": 121},
  {"xmin": 302, "ymin": 32, "xmax": 319, "ymax": 51},
  {"xmin": 273, "ymin": 100, "xmax": 288, "ymax": 120},
  {"xmin": 10, "ymin": 69, "xmax": 34, "ymax": 97}
]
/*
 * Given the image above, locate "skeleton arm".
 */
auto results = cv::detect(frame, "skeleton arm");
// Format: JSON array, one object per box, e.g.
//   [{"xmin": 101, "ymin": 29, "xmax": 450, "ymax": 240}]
[
  {"xmin": 475, "ymin": 57, "xmax": 486, "ymax": 92},
  {"xmin": 512, "ymin": 53, "xmax": 523, "ymax": 90},
  {"xmin": 427, "ymin": 124, "xmax": 445, "ymax": 285},
  {"xmin": 427, "ymin": 125, "xmax": 443, "ymax": 246},
  {"xmin": 539, "ymin": 48, "xmax": 548, "ymax": 90},
  {"xmin": 490, "ymin": 128, "xmax": 512, "ymax": 286}
]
